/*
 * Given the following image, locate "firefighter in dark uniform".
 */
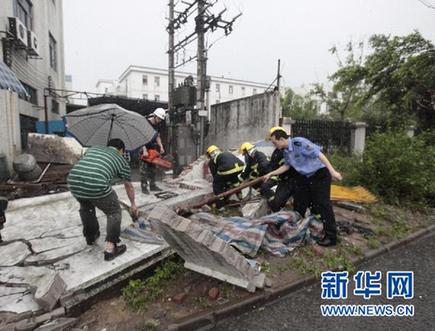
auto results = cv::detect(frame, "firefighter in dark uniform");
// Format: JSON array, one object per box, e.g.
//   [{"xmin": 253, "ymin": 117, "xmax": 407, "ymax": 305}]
[
  {"xmin": 263, "ymin": 145, "xmax": 298, "ymax": 212},
  {"xmin": 140, "ymin": 108, "xmax": 166, "ymax": 194},
  {"xmin": 239, "ymin": 142, "xmax": 274, "ymax": 200},
  {"xmin": 206, "ymin": 145, "xmax": 245, "ymax": 209}
]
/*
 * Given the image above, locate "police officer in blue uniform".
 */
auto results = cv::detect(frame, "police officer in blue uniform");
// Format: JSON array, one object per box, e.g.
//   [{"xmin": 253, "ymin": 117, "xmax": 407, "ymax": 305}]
[{"xmin": 264, "ymin": 128, "xmax": 342, "ymax": 246}]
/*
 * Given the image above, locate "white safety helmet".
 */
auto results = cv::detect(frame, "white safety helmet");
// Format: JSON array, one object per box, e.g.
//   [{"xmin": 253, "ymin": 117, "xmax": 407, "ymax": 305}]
[{"xmin": 153, "ymin": 108, "xmax": 167, "ymax": 120}]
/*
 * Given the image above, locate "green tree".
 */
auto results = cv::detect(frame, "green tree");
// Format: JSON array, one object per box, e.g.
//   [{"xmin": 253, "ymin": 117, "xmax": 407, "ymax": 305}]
[
  {"xmin": 323, "ymin": 32, "xmax": 435, "ymax": 130},
  {"xmin": 313, "ymin": 41, "xmax": 367, "ymax": 121},
  {"xmin": 362, "ymin": 32, "xmax": 435, "ymax": 131},
  {"xmin": 281, "ymin": 88, "xmax": 319, "ymax": 120}
]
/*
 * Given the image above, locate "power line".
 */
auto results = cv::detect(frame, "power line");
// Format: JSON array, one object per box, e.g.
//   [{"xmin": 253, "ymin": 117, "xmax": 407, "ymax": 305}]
[
  {"xmin": 167, "ymin": 0, "xmax": 242, "ymax": 156},
  {"xmin": 417, "ymin": 0, "xmax": 435, "ymax": 9}
]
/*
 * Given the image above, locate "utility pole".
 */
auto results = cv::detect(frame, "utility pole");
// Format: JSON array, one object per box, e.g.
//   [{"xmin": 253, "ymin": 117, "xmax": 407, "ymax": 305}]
[
  {"xmin": 168, "ymin": 0, "xmax": 175, "ymax": 115},
  {"xmin": 277, "ymin": 59, "xmax": 281, "ymax": 91},
  {"xmin": 167, "ymin": 0, "xmax": 241, "ymax": 157},
  {"xmin": 196, "ymin": 0, "xmax": 206, "ymax": 157}
]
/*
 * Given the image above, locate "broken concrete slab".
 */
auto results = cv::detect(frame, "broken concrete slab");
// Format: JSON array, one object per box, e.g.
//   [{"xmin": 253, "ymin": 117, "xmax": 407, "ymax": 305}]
[
  {"xmin": 0, "ymin": 267, "xmax": 55, "ymax": 287},
  {"xmin": 25, "ymin": 243, "xmax": 85, "ymax": 266},
  {"xmin": 29, "ymin": 238, "xmax": 81, "ymax": 254},
  {"xmin": 0, "ymin": 267, "xmax": 64, "ymax": 312},
  {"xmin": 0, "ymin": 292, "xmax": 41, "ymax": 315},
  {"xmin": 0, "ymin": 286, "xmax": 29, "ymax": 298},
  {"xmin": 14, "ymin": 317, "xmax": 37, "ymax": 331},
  {"xmin": 148, "ymin": 206, "xmax": 265, "ymax": 292},
  {"xmin": 1, "ymin": 178, "xmax": 210, "ymax": 317},
  {"xmin": 34, "ymin": 318, "xmax": 77, "ymax": 331},
  {"xmin": 34, "ymin": 307, "xmax": 65, "ymax": 325},
  {"xmin": 34, "ymin": 273, "xmax": 66, "ymax": 312},
  {"xmin": 0, "ymin": 241, "xmax": 31, "ymax": 266}
]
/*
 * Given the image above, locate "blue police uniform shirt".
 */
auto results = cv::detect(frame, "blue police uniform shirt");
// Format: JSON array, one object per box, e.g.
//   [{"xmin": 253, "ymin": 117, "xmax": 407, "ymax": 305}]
[{"xmin": 283, "ymin": 137, "xmax": 325, "ymax": 177}]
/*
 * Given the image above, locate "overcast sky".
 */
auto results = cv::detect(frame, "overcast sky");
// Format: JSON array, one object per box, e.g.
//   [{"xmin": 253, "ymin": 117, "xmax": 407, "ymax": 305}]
[{"xmin": 63, "ymin": 0, "xmax": 435, "ymax": 92}]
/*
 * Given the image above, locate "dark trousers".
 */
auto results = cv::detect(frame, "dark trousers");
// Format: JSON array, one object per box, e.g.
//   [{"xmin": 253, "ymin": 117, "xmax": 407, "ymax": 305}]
[
  {"xmin": 212, "ymin": 172, "xmax": 242, "ymax": 208},
  {"xmin": 76, "ymin": 191, "xmax": 122, "ymax": 244},
  {"xmin": 140, "ymin": 161, "xmax": 157, "ymax": 189},
  {"xmin": 262, "ymin": 178, "xmax": 295, "ymax": 213},
  {"xmin": 293, "ymin": 168, "xmax": 337, "ymax": 240},
  {"xmin": 0, "ymin": 197, "xmax": 7, "ymax": 243}
]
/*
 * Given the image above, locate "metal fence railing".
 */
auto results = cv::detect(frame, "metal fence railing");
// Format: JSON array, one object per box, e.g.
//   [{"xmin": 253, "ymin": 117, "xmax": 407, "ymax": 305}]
[{"xmin": 292, "ymin": 120, "xmax": 352, "ymax": 154}]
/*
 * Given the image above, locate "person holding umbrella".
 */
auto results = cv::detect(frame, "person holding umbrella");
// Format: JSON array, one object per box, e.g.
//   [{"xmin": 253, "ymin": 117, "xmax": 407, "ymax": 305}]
[
  {"xmin": 140, "ymin": 108, "xmax": 167, "ymax": 194},
  {"xmin": 67, "ymin": 138, "xmax": 138, "ymax": 261}
]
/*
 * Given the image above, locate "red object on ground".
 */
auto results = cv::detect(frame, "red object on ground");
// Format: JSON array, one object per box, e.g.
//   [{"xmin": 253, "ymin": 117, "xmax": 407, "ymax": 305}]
[
  {"xmin": 173, "ymin": 292, "xmax": 187, "ymax": 304},
  {"xmin": 208, "ymin": 287, "xmax": 220, "ymax": 300}
]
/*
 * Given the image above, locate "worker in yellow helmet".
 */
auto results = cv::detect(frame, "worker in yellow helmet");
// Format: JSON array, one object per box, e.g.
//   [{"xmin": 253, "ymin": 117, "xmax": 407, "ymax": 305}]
[{"xmin": 206, "ymin": 145, "xmax": 245, "ymax": 209}]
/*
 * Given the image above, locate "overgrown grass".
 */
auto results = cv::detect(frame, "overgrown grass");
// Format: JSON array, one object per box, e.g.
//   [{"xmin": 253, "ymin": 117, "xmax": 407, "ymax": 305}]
[
  {"xmin": 328, "ymin": 152, "xmax": 362, "ymax": 187},
  {"xmin": 367, "ymin": 237, "xmax": 381, "ymax": 249},
  {"xmin": 122, "ymin": 257, "xmax": 184, "ymax": 312},
  {"xmin": 368, "ymin": 204, "xmax": 413, "ymax": 240},
  {"xmin": 289, "ymin": 246, "xmax": 355, "ymax": 278}
]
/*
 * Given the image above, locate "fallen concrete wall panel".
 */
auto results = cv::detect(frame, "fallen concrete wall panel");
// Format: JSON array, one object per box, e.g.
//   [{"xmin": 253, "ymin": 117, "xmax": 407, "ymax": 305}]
[{"xmin": 148, "ymin": 206, "xmax": 265, "ymax": 292}]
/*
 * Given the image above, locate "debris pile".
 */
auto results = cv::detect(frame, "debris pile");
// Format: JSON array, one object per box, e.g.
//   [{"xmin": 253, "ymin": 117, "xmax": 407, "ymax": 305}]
[{"xmin": 0, "ymin": 134, "xmax": 82, "ymax": 200}]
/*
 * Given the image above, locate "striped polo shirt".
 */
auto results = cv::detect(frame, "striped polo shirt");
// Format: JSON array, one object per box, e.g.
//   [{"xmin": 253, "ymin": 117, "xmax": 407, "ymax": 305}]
[{"xmin": 67, "ymin": 146, "xmax": 131, "ymax": 199}]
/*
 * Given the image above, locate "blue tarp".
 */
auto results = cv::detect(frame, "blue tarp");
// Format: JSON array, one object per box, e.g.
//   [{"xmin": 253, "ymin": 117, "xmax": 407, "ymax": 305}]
[{"xmin": 36, "ymin": 120, "xmax": 68, "ymax": 135}]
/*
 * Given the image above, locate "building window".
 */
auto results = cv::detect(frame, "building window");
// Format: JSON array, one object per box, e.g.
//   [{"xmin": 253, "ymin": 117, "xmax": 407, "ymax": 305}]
[
  {"xmin": 21, "ymin": 82, "xmax": 38, "ymax": 105},
  {"xmin": 229, "ymin": 85, "xmax": 233, "ymax": 95},
  {"xmin": 216, "ymin": 100, "xmax": 220, "ymax": 104},
  {"xmin": 143, "ymin": 94, "xmax": 148, "ymax": 100},
  {"xmin": 51, "ymin": 99, "xmax": 59, "ymax": 114},
  {"xmin": 15, "ymin": 0, "xmax": 33, "ymax": 29},
  {"xmin": 241, "ymin": 86, "xmax": 246, "ymax": 96},
  {"xmin": 216, "ymin": 83, "xmax": 220, "ymax": 93},
  {"xmin": 253, "ymin": 88, "xmax": 257, "ymax": 95},
  {"xmin": 49, "ymin": 33, "xmax": 57, "ymax": 71},
  {"xmin": 19, "ymin": 114, "xmax": 37, "ymax": 149},
  {"xmin": 104, "ymin": 88, "xmax": 108, "ymax": 94},
  {"xmin": 154, "ymin": 95, "xmax": 160, "ymax": 101},
  {"xmin": 142, "ymin": 75, "xmax": 148, "ymax": 85},
  {"xmin": 154, "ymin": 76, "xmax": 160, "ymax": 87}
]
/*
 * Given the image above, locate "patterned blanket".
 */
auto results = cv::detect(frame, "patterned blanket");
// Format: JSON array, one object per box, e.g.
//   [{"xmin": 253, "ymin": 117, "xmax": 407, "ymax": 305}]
[{"xmin": 189, "ymin": 211, "xmax": 323, "ymax": 257}]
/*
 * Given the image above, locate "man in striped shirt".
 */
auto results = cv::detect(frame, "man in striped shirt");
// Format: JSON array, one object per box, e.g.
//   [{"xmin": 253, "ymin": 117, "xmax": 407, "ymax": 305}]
[{"xmin": 67, "ymin": 139, "xmax": 138, "ymax": 261}]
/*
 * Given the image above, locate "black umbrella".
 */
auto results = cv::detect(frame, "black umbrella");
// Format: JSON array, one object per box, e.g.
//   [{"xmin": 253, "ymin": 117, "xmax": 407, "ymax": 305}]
[{"xmin": 64, "ymin": 103, "xmax": 156, "ymax": 151}]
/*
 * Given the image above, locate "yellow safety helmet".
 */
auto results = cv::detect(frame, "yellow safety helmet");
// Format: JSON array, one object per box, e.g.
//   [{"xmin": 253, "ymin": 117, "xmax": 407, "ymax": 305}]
[
  {"xmin": 267, "ymin": 126, "xmax": 287, "ymax": 140},
  {"xmin": 206, "ymin": 145, "xmax": 219, "ymax": 155},
  {"xmin": 239, "ymin": 142, "xmax": 254, "ymax": 154}
]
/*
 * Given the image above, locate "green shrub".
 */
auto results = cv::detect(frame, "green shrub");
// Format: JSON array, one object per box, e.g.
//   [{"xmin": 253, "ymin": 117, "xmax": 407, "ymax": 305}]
[
  {"xmin": 359, "ymin": 132, "xmax": 435, "ymax": 206},
  {"xmin": 122, "ymin": 258, "xmax": 184, "ymax": 311},
  {"xmin": 327, "ymin": 152, "xmax": 362, "ymax": 186}
]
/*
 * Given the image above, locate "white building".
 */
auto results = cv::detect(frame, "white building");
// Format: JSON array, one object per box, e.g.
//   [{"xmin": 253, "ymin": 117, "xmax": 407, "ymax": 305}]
[
  {"xmin": 0, "ymin": 0, "xmax": 65, "ymax": 170},
  {"xmin": 96, "ymin": 65, "xmax": 271, "ymax": 108}
]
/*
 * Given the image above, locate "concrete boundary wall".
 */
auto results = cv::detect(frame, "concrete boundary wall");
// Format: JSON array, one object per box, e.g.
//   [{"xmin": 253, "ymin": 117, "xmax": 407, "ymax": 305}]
[
  {"xmin": 0, "ymin": 90, "xmax": 21, "ymax": 173},
  {"xmin": 207, "ymin": 91, "xmax": 281, "ymax": 151}
]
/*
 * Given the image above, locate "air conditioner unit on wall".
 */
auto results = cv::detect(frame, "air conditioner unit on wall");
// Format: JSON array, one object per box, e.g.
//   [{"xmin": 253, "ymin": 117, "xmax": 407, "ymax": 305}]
[
  {"xmin": 27, "ymin": 30, "xmax": 39, "ymax": 56},
  {"xmin": 8, "ymin": 17, "xmax": 28, "ymax": 47}
]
